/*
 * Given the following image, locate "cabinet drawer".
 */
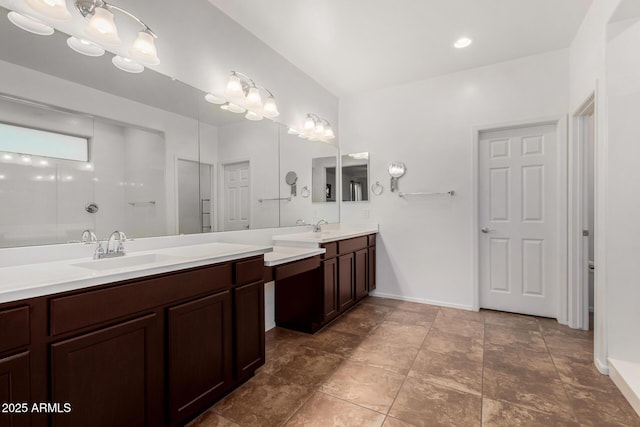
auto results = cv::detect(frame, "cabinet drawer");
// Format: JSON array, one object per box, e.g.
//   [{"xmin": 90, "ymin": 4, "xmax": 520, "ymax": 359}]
[
  {"xmin": 235, "ymin": 256, "xmax": 264, "ymax": 285},
  {"xmin": 368, "ymin": 234, "xmax": 376, "ymax": 247},
  {"xmin": 50, "ymin": 264, "xmax": 232, "ymax": 336},
  {"xmin": 337, "ymin": 236, "xmax": 368, "ymax": 254},
  {"xmin": 321, "ymin": 242, "xmax": 337, "ymax": 259},
  {"xmin": 0, "ymin": 306, "xmax": 30, "ymax": 354},
  {"xmin": 274, "ymin": 256, "xmax": 321, "ymax": 281}
]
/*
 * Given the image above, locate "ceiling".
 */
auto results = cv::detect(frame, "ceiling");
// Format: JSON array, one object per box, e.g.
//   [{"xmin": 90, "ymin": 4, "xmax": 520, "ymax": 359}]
[{"xmin": 208, "ymin": 0, "xmax": 592, "ymax": 97}]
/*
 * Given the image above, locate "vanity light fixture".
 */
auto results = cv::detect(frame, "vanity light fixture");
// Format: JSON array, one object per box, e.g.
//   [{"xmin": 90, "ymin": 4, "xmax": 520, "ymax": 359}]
[
  {"xmin": 8, "ymin": 0, "xmax": 160, "ymax": 72},
  {"xmin": 296, "ymin": 113, "xmax": 336, "ymax": 143},
  {"xmin": 220, "ymin": 102, "xmax": 246, "ymax": 114},
  {"xmin": 204, "ymin": 93, "xmax": 226, "ymax": 105},
  {"xmin": 221, "ymin": 71, "xmax": 280, "ymax": 119}
]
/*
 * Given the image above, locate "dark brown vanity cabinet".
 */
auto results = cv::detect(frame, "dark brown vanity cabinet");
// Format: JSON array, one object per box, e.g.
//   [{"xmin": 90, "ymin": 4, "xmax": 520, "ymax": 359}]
[
  {"xmin": 322, "ymin": 257, "xmax": 338, "ymax": 321},
  {"xmin": 0, "ymin": 255, "xmax": 266, "ymax": 427},
  {"xmin": 168, "ymin": 291, "xmax": 233, "ymax": 426},
  {"xmin": 337, "ymin": 252, "xmax": 355, "ymax": 311},
  {"xmin": 51, "ymin": 314, "xmax": 163, "ymax": 427}
]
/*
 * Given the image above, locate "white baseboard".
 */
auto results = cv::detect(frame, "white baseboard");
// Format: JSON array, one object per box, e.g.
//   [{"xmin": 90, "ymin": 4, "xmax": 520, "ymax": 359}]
[
  {"xmin": 595, "ymin": 357, "xmax": 609, "ymax": 375},
  {"xmin": 609, "ymin": 358, "xmax": 640, "ymax": 417},
  {"xmin": 369, "ymin": 291, "xmax": 476, "ymax": 312}
]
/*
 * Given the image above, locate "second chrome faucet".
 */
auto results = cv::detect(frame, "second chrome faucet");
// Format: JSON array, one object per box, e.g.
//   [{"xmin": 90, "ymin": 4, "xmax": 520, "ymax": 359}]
[{"xmin": 94, "ymin": 230, "xmax": 128, "ymax": 259}]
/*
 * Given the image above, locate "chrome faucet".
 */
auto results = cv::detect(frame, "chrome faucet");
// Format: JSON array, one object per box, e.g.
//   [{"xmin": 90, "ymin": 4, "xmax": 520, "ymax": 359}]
[
  {"xmin": 313, "ymin": 219, "xmax": 328, "ymax": 233},
  {"xmin": 94, "ymin": 231, "xmax": 127, "ymax": 259},
  {"xmin": 80, "ymin": 229, "xmax": 97, "ymax": 243},
  {"xmin": 296, "ymin": 219, "xmax": 309, "ymax": 226}
]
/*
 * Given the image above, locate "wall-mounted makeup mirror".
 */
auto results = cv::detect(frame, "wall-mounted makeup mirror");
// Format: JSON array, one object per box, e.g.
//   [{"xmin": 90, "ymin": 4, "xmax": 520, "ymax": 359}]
[{"xmin": 341, "ymin": 152, "xmax": 369, "ymax": 202}]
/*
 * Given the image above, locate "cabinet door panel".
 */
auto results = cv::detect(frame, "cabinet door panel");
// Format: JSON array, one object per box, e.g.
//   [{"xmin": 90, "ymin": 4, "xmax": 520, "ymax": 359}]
[
  {"xmin": 354, "ymin": 249, "xmax": 368, "ymax": 301},
  {"xmin": 168, "ymin": 291, "xmax": 232, "ymax": 425},
  {"xmin": 0, "ymin": 351, "xmax": 29, "ymax": 427},
  {"xmin": 368, "ymin": 246, "xmax": 377, "ymax": 291},
  {"xmin": 51, "ymin": 314, "xmax": 161, "ymax": 427},
  {"xmin": 235, "ymin": 281, "xmax": 265, "ymax": 379},
  {"xmin": 323, "ymin": 258, "xmax": 338, "ymax": 321},
  {"xmin": 338, "ymin": 253, "xmax": 355, "ymax": 311}
]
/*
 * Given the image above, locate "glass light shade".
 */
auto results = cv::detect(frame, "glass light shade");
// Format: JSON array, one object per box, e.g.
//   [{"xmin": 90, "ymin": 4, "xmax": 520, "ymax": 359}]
[
  {"xmin": 224, "ymin": 74, "xmax": 245, "ymax": 100},
  {"xmin": 245, "ymin": 87, "xmax": 262, "ymax": 109},
  {"xmin": 325, "ymin": 127, "xmax": 335, "ymax": 139},
  {"xmin": 245, "ymin": 111, "xmax": 263, "ymax": 121},
  {"xmin": 221, "ymin": 103, "xmax": 246, "ymax": 114},
  {"xmin": 262, "ymin": 96, "xmax": 279, "ymax": 118},
  {"xmin": 7, "ymin": 11, "xmax": 54, "ymax": 35},
  {"xmin": 85, "ymin": 7, "xmax": 121, "ymax": 46},
  {"xmin": 314, "ymin": 122, "xmax": 325, "ymax": 135},
  {"xmin": 112, "ymin": 56, "xmax": 144, "ymax": 73},
  {"xmin": 303, "ymin": 115, "xmax": 315, "ymax": 130},
  {"xmin": 66, "ymin": 36, "xmax": 105, "ymax": 56},
  {"xmin": 129, "ymin": 31, "xmax": 159, "ymax": 65},
  {"xmin": 204, "ymin": 93, "xmax": 226, "ymax": 104},
  {"xmin": 24, "ymin": 0, "xmax": 70, "ymax": 21}
]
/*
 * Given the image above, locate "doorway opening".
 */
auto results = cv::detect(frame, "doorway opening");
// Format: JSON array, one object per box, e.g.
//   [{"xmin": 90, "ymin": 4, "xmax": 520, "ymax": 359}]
[{"xmin": 571, "ymin": 95, "xmax": 596, "ymax": 331}]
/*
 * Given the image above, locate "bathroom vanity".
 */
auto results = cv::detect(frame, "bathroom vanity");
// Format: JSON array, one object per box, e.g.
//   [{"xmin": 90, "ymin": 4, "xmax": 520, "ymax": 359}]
[
  {"xmin": 0, "ymin": 243, "xmax": 270, "ymax": 427},
  {"xmin": 269, "ymin": 227, "xmax": 378, "ymax": 333}
]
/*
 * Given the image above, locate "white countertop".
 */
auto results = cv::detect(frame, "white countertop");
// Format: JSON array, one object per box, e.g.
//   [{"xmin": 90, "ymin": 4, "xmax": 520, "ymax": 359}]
[
  {"xmin": 0, "ymin": 242, "xmax": 272, "ymax": 304},
  {"xmin": 263, "ymin": 246, "xmax": 326, "ymax": 267},
  {"xmin": 272, "ymin": 225, "xmax": 378, "ymax": 245}
]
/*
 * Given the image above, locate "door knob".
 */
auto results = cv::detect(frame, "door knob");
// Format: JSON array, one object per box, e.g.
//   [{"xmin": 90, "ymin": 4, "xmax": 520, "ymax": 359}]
[{"xmin": 481, "ymin": 227, "xmax": 495, "ymax": 234}]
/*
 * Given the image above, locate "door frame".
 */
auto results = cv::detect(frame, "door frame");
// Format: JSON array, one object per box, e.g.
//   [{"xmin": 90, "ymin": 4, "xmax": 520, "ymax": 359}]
[
  {"xmin": 471, "ymin": 115, "xmax": 568, "ymax": 323},
  {"xmin": 569, "ymin": 94, "xmax": 596, "ymax": 331}
]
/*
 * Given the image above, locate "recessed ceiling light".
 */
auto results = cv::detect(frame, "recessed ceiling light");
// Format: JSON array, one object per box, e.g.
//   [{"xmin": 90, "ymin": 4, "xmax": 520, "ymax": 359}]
[{"xmin": 454, "ymin": 37, "xmax": 472, "ymax": 49}]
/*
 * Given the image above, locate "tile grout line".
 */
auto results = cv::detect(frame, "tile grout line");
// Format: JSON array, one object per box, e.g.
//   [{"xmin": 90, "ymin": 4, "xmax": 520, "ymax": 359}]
[
  {"xmin": 536, "ymin": 318, "xmax": 582, "ymax": 425},
  {"xmin": 382, "ymin": 306, "xmax": 441, "ymax": 425}
]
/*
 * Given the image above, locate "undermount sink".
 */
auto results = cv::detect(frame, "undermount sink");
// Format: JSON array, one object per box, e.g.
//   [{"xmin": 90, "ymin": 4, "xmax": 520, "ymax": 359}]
[{"xmin": 72, "ymin": 253, "xmax": 184, "ymax": 271}]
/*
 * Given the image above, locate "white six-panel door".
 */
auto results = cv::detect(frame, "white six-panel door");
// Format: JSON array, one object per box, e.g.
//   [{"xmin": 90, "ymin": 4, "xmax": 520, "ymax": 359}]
[
  {"xmin": 223, "ymin": 161, "xmax": 250, "ymax": 231},
  {"xmin": 479, "ymin": 124, "xmax": 558, "ymax": 317}
]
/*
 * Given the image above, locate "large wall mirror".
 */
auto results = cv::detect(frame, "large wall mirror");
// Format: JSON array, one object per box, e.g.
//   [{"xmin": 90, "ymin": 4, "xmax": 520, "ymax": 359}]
[
  {"xmin": 341, "ymin": 152, "xmax": 370, "ymax": 202},
  {"xmin": 0, "ymin": 10, "xmax": 337, "ymax": 248}
]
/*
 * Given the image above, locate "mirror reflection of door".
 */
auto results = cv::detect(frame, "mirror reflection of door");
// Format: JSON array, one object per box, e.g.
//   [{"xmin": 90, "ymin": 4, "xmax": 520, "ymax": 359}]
[
  {"xmin": 341, "ymin": 165, "xmax": 369, "ymax": 202},
  {"xmin": 223, "ymin": 161, "xmax": 250, "ymax": 231},
  {"xmin": 311, "ymin": 157, "xmax": 337, "ymax": 202},
  {"xmin": 177, "ymin": 159, "xmax": 214, "ymax": 234}
]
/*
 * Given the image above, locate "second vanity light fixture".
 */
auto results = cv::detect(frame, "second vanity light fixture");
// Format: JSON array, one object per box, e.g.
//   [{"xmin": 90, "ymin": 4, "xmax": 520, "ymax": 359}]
[
  {"xmin": 287, "ymin": 113, "xmax": 335, "ymax": 143},
  {"xmin": 205, "ymin": 71, "xmax": 279, "ymax": 121},
  {"xmin": 7, "ymin": 0, "xmax": 160, "ymax": 73}
]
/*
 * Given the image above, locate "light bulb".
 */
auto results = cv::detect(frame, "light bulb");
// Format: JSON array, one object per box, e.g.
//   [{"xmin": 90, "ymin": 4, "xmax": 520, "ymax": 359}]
[
  {"xmin": 24, "ymin": 0, "xmax": 71, "ymax": 21},
  {"xmin": 66, "ymin": 36, "xmax": 105, "ymax": 57},
  {"xmin": 129, "ymin": 30, "xmax": 159, "ymax": 65},
  {"xmin": 224, "ymin": 74, "xmax": 244, "ymax": 100},
  {"xmin": 303, "ymin": 115, "xmax": 315, "ymax": 130},
  {"xmin": 85, "ymin": 7, "xmax": 121, "ymax": 46},
  {"xmin": 263, "ymin": 96, "xmax": 279, "ymax": 118},
  {"xmin": 315, "ymin": 122, "xmax": 325, "ymax": 135},
  {"xmin": 246, "ymin": 86, "xmax": 262, "ymax": 109},
  {"xmin": 7, "ymin": 12, "xmax": 54, "ymax": 35}
]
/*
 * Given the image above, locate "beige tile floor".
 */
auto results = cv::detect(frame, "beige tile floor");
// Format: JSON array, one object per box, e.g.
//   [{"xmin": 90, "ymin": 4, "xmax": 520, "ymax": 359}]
[{"xmin": 189, "ymin": 297, "xmax": 640, "ymax": 427}]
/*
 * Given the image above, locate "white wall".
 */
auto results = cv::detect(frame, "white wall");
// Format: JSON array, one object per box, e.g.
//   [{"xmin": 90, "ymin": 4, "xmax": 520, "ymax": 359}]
[
  {"xmin": 604, "ymin": 16, "xmax": 640, "ymax": 364},
  {"xmin": 339, "ymin": 50, "xmax": 569, "ymax": 309}
]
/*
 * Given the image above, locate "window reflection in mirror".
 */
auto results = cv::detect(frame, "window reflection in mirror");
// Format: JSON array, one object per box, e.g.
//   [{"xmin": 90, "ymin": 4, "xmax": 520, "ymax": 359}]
[{"xmin": 341, "ymin": 152, "xmax": 369, "ymax": 202}]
